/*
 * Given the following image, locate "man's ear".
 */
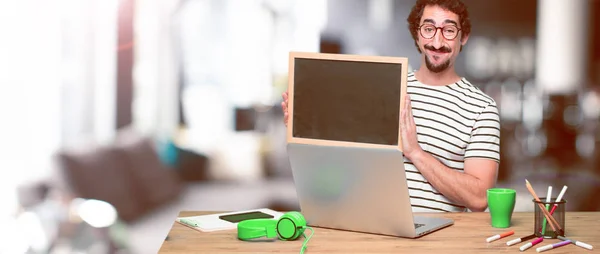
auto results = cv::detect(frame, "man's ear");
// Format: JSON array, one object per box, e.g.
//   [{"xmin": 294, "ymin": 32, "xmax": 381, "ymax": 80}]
[{"xmin": 460, "ymin": 33, "xmax": 469, "ymax": 46}]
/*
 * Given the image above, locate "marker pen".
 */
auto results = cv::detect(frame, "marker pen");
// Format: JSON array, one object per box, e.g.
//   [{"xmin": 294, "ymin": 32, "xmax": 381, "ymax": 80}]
[
  {"xmin": 536, "ymin": 240, "xmax": 571, "ymax": 253},
  {"xmin": 541, "ymin": 186, "xmax": 552, "ymax": 235},
  {"xmin": 548, "ymin": 185, "xmax": 568, "ymax": 215},
  {"xmin": 486, "ymin": 230, "xmax": 514, "ymax": 243},
  {"xmin": 507, "ymin": 234, "xmax": 536, "ymax": 246},
  {"xmin": 557, "ymin": 236, "xmax": 593, "ymax": 250},
  {"xmin": 519, "ymin": 237, "xmax": 544, "ymax": 251}
]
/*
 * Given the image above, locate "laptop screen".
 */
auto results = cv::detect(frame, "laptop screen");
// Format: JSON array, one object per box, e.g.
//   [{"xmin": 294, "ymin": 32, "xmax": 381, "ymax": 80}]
[{"xmin": 290, "ymin": 54, "xmax": 405, "ymax": 146}]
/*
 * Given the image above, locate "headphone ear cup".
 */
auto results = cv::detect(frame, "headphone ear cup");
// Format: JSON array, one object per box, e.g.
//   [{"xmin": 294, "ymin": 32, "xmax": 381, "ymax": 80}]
[
  {"xmin": 289, "ymin": 211, "xmax": 307, "ymax": 228},
  {"xmin": 290, "ymin": 212, "xmax": 306, "ymax": 232},
  {"xmin": 291, "ymin": 212, "xmax": 307, "ymax": 237},
  {"xmin": 276, "ymin": 212, "xmax": 307, "ymax": 240}
]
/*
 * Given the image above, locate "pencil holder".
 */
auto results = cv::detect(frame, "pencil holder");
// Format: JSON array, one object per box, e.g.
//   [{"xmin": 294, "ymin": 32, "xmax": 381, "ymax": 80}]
[{"xmin": 533, "ymin": 198, "xmax": 566, "ymax": 238}]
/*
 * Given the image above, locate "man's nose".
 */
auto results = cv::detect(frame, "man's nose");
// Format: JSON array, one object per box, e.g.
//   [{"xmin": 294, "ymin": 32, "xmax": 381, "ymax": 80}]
[{"xmin": 431, "ymin": 31, "xmax": 443, "ymax": 49}]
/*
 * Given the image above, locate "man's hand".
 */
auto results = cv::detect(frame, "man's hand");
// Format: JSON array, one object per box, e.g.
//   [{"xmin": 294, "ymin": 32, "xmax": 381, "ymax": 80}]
[
  {"xmin": 400, "ymin": 94, "xmax": 423, "ymax": 160},
  {"xmin": 281, "ymin": 92, "xmax": 289, "ymax": 127}
]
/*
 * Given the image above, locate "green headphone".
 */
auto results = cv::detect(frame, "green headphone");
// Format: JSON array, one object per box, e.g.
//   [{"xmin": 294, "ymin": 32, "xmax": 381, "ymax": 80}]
[{"xmin": 237, "ymin": 211, "xmax": 313, "ymax": 254}]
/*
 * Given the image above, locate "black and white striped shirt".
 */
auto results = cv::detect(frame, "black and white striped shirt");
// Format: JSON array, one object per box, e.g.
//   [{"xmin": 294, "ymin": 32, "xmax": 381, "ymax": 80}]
[{"xmin": 405, "ymin": 72, "xmax": 500, "ymax": 212}]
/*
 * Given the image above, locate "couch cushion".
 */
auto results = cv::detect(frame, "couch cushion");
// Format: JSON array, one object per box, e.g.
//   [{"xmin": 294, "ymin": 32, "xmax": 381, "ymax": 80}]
[
  {"xmin": 113, "ymin": 136, "xmax": 183, "ymax": 209},
  {"xmin": 56, "ymin": 145, "xmax": 142, "ymax": 222}
]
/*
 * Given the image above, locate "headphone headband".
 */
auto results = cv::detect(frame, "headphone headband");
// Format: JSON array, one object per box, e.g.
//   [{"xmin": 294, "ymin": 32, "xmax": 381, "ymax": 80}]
[{"xmin": 237, "ymin": 219, "xmax": 278, "ymax": 240}]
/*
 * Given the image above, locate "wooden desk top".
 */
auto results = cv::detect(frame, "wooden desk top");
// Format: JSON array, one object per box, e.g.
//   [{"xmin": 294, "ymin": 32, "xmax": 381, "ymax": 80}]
[{"xmin": 158, "ymin": 211, "xmax": 600, "ymax": 253}]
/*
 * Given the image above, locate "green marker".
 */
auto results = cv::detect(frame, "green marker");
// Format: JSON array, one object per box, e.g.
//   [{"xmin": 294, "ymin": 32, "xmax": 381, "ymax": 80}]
[
  {"xmin": 179, "ymin": 218, "xmax": 199, "ymax": 227},
  {"xmin": 541, "ymin": 186, "xmax": 552, "ymax": 235}
]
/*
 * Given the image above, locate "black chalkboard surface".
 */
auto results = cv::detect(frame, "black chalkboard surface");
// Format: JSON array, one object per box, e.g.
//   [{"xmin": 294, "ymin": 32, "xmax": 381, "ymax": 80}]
[{"xmin": 287, "ymin": 52, "xmax": 408, "ymax": 148}]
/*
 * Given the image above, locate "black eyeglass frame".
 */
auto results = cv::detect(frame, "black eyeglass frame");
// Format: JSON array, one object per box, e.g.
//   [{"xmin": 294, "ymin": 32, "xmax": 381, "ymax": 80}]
[{"xmin": 418, "ymin": 24, "xmax": 462, "ymax": 40}]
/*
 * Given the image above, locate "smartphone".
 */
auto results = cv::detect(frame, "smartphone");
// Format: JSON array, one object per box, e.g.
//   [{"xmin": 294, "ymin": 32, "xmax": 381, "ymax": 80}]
[{"xmin": 218, "ymin": 211, "xmax": 274, "ymax": 223}]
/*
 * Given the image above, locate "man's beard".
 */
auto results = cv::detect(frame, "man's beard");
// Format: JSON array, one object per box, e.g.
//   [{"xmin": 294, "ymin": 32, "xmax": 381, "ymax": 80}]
[
  {"xmin": 423, "ymin": 45, "xmax": 451, "ymax": 73},
  {"xmin": 425, "ymin": 56, "xmax": 450, "ymax": 73}
]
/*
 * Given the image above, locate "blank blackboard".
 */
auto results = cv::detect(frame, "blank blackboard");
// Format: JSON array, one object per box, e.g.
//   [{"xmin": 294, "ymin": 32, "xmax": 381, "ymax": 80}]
[{"xmin": 287, "ymin": 52, "xmax": 408, "ymax": 147}]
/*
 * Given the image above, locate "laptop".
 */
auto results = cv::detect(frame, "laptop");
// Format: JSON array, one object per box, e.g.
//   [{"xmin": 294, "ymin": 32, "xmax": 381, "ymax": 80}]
[
  {"xmin": 287, "ymin": 143, "xmax": 453, "ymax": 238},
  {"xmin": 284, "ymin": 51, "xmax": 454, "ymax": 238}
]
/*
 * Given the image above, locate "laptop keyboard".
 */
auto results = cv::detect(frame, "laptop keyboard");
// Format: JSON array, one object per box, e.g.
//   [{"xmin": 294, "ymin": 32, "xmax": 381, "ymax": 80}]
[{"xmin": 414, "ymin": 223, "xmax": 425, "ymax": 229}]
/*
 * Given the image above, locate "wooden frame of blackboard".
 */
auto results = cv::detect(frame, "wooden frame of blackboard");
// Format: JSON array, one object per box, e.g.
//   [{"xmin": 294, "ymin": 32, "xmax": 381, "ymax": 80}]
[{"xmin": 286, "ymin": 51, "xmax": 408, "ymax": 151}]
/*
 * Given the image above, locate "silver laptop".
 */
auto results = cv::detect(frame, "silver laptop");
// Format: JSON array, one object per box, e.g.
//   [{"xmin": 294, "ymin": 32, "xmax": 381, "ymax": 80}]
[{"xmin": 287, "ymin": 142, "xmax": 454, "ymax": 238}]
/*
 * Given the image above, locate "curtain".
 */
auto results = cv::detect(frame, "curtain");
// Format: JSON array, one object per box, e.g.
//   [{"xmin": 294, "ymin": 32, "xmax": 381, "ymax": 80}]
[{"xmin": 0, "ymin": 0, "xmax": 118, "ymax": 217}]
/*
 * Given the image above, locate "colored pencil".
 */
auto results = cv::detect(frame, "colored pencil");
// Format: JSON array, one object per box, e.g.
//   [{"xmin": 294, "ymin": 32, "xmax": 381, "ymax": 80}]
[{"xmin": 178, "ymin": 218, "xmax": 199, "ymax": 227}]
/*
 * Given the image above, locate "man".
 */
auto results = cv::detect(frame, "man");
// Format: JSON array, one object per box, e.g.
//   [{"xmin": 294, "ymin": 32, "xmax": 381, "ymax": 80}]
[{"xmin": 281, "ymin": 0, "xmax": 500, "ymax": 213}]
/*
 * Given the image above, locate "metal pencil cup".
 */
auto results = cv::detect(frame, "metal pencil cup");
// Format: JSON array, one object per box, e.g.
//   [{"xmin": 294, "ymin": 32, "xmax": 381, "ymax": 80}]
[{"xmin": 533, "ymin": 198, "xmax": 566, "ymax": 238}]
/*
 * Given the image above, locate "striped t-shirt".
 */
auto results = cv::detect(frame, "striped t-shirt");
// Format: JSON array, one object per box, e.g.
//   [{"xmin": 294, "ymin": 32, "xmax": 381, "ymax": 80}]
[{"xmin": 405, "ymin": 72, "xmax": 500, "ymax": 212}]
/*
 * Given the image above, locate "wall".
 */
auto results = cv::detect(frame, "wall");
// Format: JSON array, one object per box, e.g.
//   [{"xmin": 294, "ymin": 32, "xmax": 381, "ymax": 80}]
[
  {"xmin": 322, "ymin": 0, "xmax": 538, "ymax": 77},
  {"xmin": 323, "ymin": 0, "xmax": 421, "ymax": 70},
  {"xmin": 322, "ymin": 0, "xmax": 538, "ymax": 181}
]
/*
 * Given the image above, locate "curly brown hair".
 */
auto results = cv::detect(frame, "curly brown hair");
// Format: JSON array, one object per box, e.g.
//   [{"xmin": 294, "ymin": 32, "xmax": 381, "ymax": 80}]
[{"xmin": 407, "ymin": 0, "xmax": 471, "ymax": 53}]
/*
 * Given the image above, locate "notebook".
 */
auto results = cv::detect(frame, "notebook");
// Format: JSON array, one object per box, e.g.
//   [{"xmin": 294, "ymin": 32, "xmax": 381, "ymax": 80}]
[{"xmin": 175, "ymin": 208, "xmax": 283, "ymax": 232}]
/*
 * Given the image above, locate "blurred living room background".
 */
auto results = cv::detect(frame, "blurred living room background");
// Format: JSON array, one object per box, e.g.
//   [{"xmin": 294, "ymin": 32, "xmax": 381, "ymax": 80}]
[{"xmin": 1, "ymin": 0, "xmax": 599, "ymax": 253}]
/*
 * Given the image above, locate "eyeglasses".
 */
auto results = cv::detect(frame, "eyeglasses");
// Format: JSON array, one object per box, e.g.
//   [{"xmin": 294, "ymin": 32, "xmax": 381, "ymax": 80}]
[{"xmin": 419, "ymin": 24, "xmax": 461, "ymax": 40}]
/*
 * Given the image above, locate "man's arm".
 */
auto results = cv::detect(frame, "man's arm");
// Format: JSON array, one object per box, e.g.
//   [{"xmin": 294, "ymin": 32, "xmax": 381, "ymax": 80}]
[
  {"xmin": 400, "ymin": 94, "xmax": 500, "ymax": 212},
  {"xmin": 408, "ymin": 152, "xmax": 498, "ymax": 212}
]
